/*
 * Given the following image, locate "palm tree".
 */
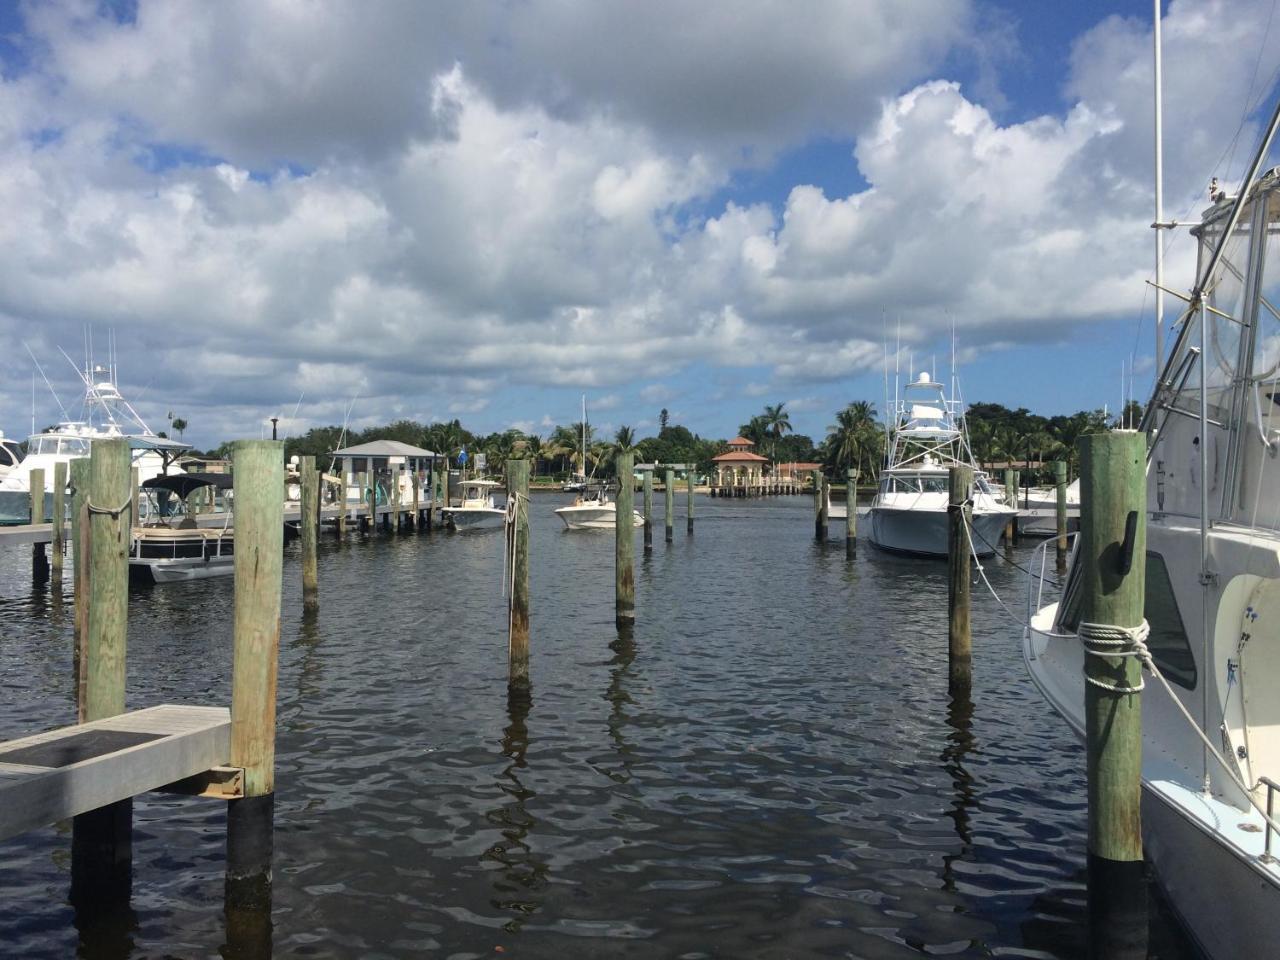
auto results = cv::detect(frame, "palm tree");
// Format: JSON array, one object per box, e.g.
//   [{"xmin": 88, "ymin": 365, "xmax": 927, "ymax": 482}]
[
  {"xmin": 761, "ymin": 402, "xmax": 792, "ymax": 462},
  {"xmin": 737, "ymin": 415, "xmax": 769, "ymax": 448},
  {"xmin": 824, "ymin": 401, "xmax": 882, "ymax": 478},
  {"xmin": 613, "ymin": 425, "xmax": 639, "ymax": 455}
]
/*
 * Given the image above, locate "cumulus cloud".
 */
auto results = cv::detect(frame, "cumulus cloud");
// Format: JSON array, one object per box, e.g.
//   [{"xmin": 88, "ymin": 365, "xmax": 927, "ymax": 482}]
[{"xmin": 0, "ymin": 0, "xmax": 1276, "ymax": 444}]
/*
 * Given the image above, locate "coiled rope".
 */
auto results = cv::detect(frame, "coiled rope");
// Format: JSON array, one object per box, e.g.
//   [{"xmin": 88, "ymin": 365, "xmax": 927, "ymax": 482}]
[{"xmin": 1078, "ymin": 620, "xmax": 1151, "ymax": 693}]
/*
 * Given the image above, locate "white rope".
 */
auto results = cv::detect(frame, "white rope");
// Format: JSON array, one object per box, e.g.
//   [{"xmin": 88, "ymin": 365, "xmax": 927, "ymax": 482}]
[
  {"xmin": 1079, "ymin": 620, "xmax": 1151, "ymax": 692},
  {"xmin": 959, "ymin": 508, "xmax": 1023, "ymax": 625}
]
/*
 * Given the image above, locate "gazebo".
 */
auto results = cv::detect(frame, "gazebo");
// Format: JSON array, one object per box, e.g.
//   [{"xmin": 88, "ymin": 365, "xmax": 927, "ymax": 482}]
[
  {"xmin": 329, "ymin": 440, "xmax": 443, "ymax": 504},
  {"xmin": 710, "ymin": 437, "xmax": 770, "ymax": 497}
]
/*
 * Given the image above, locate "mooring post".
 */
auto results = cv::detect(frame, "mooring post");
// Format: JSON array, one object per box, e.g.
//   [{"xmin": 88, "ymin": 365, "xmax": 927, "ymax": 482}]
[
  {"xmin": 300, "ymin": 456, "xmax": 318, "ymax": 609},
  {"xmin": 947, "ymin": 465, "xmax": 973, "ymax": 693},
  {"xmin": 820, "ymin": 473, "xmax": 830, "ymax": 537},
  {"xmin": 686, "ymin": 467, "xmax": 695, "ymax": 535},
  {"xmin": 426, "ymin": 464, "xmax": 436, "ymax": 530},
  {"xmin": 52, "ymin": 461, "xmax": 67, "ymax": 581},
  {"xmin": 1079, "ymin": 431, "xmax": 1147, "ymax": 958},
  {"xmin": 71, "ymin": 438, "xmax": 132, "ymax": 905},
  {"xmin": 390, "ymin": 465, "xmax": 401, "ymax": 532},
  {"xmin": 30, "ymin": 467, "xmax": 46, "ymax": 580},
  {"xmin": 845, "ymin": 468, "xmax": 857, "ymax": 559},
  {"xmin": 664, "ymin": 468, "xmax": 674, "ymax": 543},
  {"xmin": 366, "ymin": 471, "xmax": 377, "ymax": 536},
  {"xmin": 227, "ymin": 440, "xmax": 284, "ymax": 910},
  {"xmin": 70, "ymin": 458, "xmax": 90, "ymax": 717},
  {"xmin": 616, "ymin": 452, "xmax": 636, "ymax": 628},
  {"xmin": 812, "ymin": 470, "xmax": 823, "ymax": 541},
  {"xmin": 507, "ymin": 459, "xmax": 530, "ymax": 688},
  {"xmin": 1004, "ymin": 467, "xmax": 1017, "ymax": 549},
  {"xmin": 411, "ymin": 470, "xmax": 421, "ymax": 531},
  {"xmin": 130, "ymin": 466, "xmax": 139, "ymax": 531},
  {"xmin": 642, "ymin": 469, "xmax": 653, "ymax": 553},
  {"xmin": 1055, "ymin": 460, "xmax": 1068, "ymax": 576}
]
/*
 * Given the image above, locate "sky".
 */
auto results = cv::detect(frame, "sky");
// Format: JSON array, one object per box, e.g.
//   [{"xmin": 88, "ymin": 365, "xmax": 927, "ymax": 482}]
[{"xmin": 1, "ymin": 0, "xmax": 1279, "ymax": 449}]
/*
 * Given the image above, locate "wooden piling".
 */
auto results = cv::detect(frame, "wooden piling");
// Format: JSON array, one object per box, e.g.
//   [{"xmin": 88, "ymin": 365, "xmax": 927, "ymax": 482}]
[
  {"xmin": 812, "ymin": 470, "xmax": 823, "ymax": 541},
  {"xmin": 664, "ymin": 468, "xmax": 674, "ymax": 543},
  {"xmin": 845, "ymin": 468, "xmax": 857, "ymax": 559},
  {"xmin": 51, "ymin": 461, "xmax": 67, "ymax": 580},
  {"xmin": 131, "ymin": 467, "xmax": 139, "ymax": 531},
  {"xmin": 365, "ymin": 472, "xmax": 377, "ymax": 535},
  {"xmin": 947, "ymin": 465, "xmax": 973, "ymax": 693},
  {"xmin": 1055, "ymin": 460, "xmax": 1068, "ymax": 576},
  {"xmin": 411, "ymin": 470, "xmax": 420, "ymax": 531},
  {"xmin": 507, "ymin": 459, "xmax": 530, "ymax": 688},
  {"xmin": 227, "ymin": 440, "xmax": 284, "ymax": 907},
  {"xmin": 299, "ymin": 456, "xmax": 318, "ymax": 608},
  {"xmin": 616, "ymin": 452, "xmax": 636, "ymax": 627},
  {"xmin": 1079, "ymin": 431, "xmax": 1147, "ymax": 958},
  {"xmin": 30, "ymin": 467, "xmax": 47, "ymax": 579},
  {"xmin": 1003, "ymin": 467, "xmax": 1017, "ymax": 549},
  {"xmin": 71, "ymin": 438, "xmax": 132, "ymax": 903},
  {"xmin": 642, "ymin": 470, "xmax": 653, "ymax": 553},
  {"xmin": 686, "ymin": 468, "xmax": 695, "ymax": 535},
  {"xmin": 819, "ymin": 473, "xmax": 830, "ymax": 537},
  {"xmin": 390, "ymin": 466, "xmax": 401, "ymax": 532},
  {"xmin": 70, "ymin": 458, "xmax": 90, "ymax": 718}
]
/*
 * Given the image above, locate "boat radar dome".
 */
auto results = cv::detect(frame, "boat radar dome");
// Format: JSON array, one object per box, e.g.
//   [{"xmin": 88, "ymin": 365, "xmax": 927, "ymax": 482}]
[{"xmin": 917, "ymin": 372, "xmax": 931, "ymax": 384}]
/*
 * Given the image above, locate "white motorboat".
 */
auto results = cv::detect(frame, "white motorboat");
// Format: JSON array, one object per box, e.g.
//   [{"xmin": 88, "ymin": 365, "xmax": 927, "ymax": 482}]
[
  {"xmin": 442, "ymin": 478, "xmax": 506, "ymax": 530},
  {"xmin": 555, "ymin": 485, "xmax": 643, "ymax": 531},
  {"xmin": 866, "ymin": 371, "xmax": 1015, "ymax": 558},
  {"xmin": 1023, "ymin": 162, "xmax": 1280, "ymax": 954},
  {"xmin": 0, "ymin": 431, "xmax": 21, "ymax": 484},
  {"xmin": 1018, "ymin": 477, "xmax": 1081, "ymax": 537},
  {"xmin": 130, "ymin": 473, "xmax": 234, "ymax": 583},
  {"xmin": 0, "ymin": 360, "xmax": 187, "ymax": 524}
]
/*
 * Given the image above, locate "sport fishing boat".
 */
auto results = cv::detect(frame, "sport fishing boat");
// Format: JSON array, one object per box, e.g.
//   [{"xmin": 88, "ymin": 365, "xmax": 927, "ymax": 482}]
[
  {"xmin": 866, "ymin": 371, "xmax": 1015, "ymax": 557},
  {"xmin": 1024, "ymin": 143, "xmax": 1280, "ymax": 954},
  {"xmin": 130, "ymin": 472, "xmax": 234, "ymax": 583},
  {"xmin": 442, "ymin": 478, "xmax": 506, "ymax": 530},
  {"xmin": 555, "ymin": 484, "xmax": 643, "ymax": 531},
  {"xmin": 0, "ymin": 360, "xmax": 187, "ymax": 524}
]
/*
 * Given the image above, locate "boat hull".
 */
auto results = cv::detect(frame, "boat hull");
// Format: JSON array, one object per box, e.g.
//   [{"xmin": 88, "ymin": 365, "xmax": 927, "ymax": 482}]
[
  {"xmin": 556, "ymin": 506, "xmax": 643, "ymax": 530},
  {"xmin": 130, "ymin": 555, "xmax": 235, "ymax": 583},
  {"xmin": 443, "ymin": 508, "xmax": 506, "ymax": 530},
  {"xmin": 866, "ymin": 506, "xmax": 1009, "ymax": 558}
]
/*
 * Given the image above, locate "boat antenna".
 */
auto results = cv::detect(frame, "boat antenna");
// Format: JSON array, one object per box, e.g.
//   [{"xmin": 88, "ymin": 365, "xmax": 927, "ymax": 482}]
[
  {"xmin": 329, "ymin": 394, "xmax": 359, "ymax": 474},
  {"xmin": 1153, "ymin": 0, "xmax": 1166, "ymax": 371},
  {"xmin": 284, "ymin": 392, "xmax": 304, "ymax": 441},
  {"xmin": 23, "ymin": 343, "xmax": 71, "ymax": 424}
]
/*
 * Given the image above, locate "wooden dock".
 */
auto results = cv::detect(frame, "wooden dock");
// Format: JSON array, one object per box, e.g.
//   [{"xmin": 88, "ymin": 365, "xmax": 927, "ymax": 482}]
[{"xmin": 0, "ymin": 705, "xmax": 232, "ymax": 842}]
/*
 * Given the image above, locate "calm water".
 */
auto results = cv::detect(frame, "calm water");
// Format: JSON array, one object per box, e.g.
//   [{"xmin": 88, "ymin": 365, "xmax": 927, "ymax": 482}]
[{"xmin": 0, "ymin": 493, "xmax": 1197, "ymax": 958}]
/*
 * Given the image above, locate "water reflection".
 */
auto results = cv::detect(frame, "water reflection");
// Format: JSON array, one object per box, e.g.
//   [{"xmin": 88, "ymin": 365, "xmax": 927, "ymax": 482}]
[
  {"xmin": 290, "ymin": 606, "xmax": 324, "ymax": 707},
  {"xmin": 602, "ymin": 630, "xmax": 636, "ymax": 785},
  {"xmin": 223, "ymin": 888, "xmax": 273, "ymax": 960},
  {"xmin": 940, "ymin": 690, "xmax": 976, "ymax": 893},
  {"xmin": 483, "ymin": 686, "xmax": 546, "ymax": 933}
]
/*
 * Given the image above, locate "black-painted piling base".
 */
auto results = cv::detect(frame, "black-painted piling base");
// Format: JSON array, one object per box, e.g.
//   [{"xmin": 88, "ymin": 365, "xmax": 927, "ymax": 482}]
[
  {"xmin": 71, "ymin": 799, "xmax": 132, "ymax": 908},
  {"xmin": 1087, "ymin": 855, "xmax": 1148, "ymax": 960},
  {"xmin": 226, "ymin": 793, "xmax": 274, "ymax": 911}
]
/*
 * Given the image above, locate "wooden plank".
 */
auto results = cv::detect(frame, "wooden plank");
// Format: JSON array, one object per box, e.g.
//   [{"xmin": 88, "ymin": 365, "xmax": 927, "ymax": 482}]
[{"xmin": 0, "ymin": 704, "xmax": 230, "ymax": 841}]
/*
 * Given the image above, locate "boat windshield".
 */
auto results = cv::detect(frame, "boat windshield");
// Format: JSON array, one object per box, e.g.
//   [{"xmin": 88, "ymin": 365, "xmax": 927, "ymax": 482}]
[
  {"xmin": 28, "ymin": 435, "xmax": 91, "ymax": 457},
  {"xmin": 880, "ymin": 475, "xmax": 948, "ymax": 493}
]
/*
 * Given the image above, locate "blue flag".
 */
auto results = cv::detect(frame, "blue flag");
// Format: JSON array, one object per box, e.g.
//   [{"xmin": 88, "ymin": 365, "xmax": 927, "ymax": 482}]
[{"xmin": 458, "ymin": 446, "xmax": 468, "ymax": 465}]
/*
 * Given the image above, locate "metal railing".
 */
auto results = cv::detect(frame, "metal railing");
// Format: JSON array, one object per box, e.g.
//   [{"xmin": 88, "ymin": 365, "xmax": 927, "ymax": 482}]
[{"xmin": 1024, "ymin": 532, "xmax": 1078, "ymax": 642}]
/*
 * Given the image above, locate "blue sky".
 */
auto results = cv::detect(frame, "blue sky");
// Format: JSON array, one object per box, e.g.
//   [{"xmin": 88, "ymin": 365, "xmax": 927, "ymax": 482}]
[{"xmin": 0, "ymin": 1, "xmax": 1274, "ymax": 448}]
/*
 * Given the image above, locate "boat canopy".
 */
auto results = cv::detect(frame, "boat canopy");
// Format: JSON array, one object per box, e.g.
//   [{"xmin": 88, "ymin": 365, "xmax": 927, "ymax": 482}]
[{"xmin": 141, "ymin": 472, "xmax": 233, "ymax": 498}]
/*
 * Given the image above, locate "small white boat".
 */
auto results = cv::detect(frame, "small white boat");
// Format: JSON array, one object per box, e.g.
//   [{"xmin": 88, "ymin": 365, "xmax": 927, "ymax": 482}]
[
  {"xmin": 130, "ymin": 473, "xmax": 234, "ymax": 583},
  {"xmin": 555, "ymin": 486, "xmax": 643, "ymax": 530},
  {"xmin": 867, "ymin": 371, "xmax": 1015, "ymax": 558},
  {"xmin": 442, "ymin": 479, "xmax": 506, "ymax": 530}
]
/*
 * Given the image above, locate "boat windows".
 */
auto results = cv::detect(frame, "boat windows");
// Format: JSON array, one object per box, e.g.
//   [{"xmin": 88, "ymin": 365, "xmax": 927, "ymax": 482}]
[
  {"xmin": 1144, "ymin": 551, "xmax": 1196, "ymax": 689},
  {"xmin": 0, "ymin": 444, "xmax": 15, "ymax": 468},
  {"xmin": 29, "ymin": 436, "xmax": 90, "ymax": 457},
  {"xmin": 881, "ymin": 475, "xmax": 947, "ymax": 493},
  {"xmin": 1056, "ymin": 550, "xmax": 1195, "ymax": 689}
]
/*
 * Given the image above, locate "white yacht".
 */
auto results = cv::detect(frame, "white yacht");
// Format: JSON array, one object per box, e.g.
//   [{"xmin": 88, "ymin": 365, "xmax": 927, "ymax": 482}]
[
  {"xmin": 1018, "ymin": 477, "xmax": 1081, "ymax": 537},
  {"xmin": 555, "ymin": 485, "xmax": 643, "ymax": 531},
  {"xmin": 1024, "ymin": 165, "xmax": 1280, "ymax": 955},
  {"xmin": 0, "ymin": 431, "xmax": 21, "ymax": 484},
  {"xmin": 442, "ymin": 479, "xmax": 506, "ymax": 530},
  {"xmin": 0, "ymin": 361, "xmax": 187, "ymax": 524},
  {"xmin": 130, "ymin": 473, "xmax": 234, "ymax": 583},
  {"xmin": 866, "ymin": 371, "xmax": 1015, "ymax": 557}
]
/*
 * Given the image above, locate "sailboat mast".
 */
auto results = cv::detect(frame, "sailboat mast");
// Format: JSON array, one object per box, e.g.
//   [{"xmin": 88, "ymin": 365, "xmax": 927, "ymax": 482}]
[{"xmin": 1154, "ymin": 0, "xmax": 1165, "ymax": 370}]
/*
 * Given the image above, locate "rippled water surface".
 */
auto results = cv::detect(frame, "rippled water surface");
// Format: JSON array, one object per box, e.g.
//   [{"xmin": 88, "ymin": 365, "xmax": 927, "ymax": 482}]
[{"xmin": 0, "ymin": 493, "xmax": 1197, "ymax": 958}]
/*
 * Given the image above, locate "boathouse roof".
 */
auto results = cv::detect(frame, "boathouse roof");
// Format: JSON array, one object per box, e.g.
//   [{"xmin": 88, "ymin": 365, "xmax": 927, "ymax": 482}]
[
  {"xmin": 330, "ymin": 440, "xmax": 441, "ymax": 459},
  {"xmin": 726, "ymin": 436, "xmax": 755, "ymax": 448}
]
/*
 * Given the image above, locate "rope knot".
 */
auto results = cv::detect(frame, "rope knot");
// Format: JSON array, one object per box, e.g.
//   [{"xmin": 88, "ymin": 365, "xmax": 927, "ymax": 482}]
[
  {"xmin": 1078, "ymin": 619, "xmax": 1151, "ymax": 693},
  {"xmin": 86, "ymin": 498, "xmax": 133, "ymax": 521}
]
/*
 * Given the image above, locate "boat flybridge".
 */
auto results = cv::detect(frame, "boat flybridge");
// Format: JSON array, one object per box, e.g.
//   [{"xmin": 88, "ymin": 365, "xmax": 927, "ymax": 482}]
[
  {"xmin": 442, "ymin": 478, "xmax": 506, "ymax": 530},
  {"xmin": 555, "ymin": 483, "xmax": 643, "ymax": 531},
  {"xmin": 867, "ymin": 371, "xmax": 1014, "ymax": 558},
  {"xmin": 130, "ymin": 472, "xmax": 234, "ymax": 583},
  {"xmin": 1025, "ymin": 167, "xmax": 1280, "ymax": 957},
  {"xmin": 0, "ymin": 361, "xmax": 188, "ymax": 524}
]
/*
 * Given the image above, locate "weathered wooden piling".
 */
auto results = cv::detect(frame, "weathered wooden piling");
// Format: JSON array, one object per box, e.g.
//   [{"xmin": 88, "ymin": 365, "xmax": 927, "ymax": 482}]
[
  {"xmin": 845, "ymin": 468, "xmax": 858, "ymax": 559},
  {"xmin": 812, "ymin": 470, "xmax": 823, "ymax": 541},
  {"xmin": 70, "ymin": 458, "xmax": 90, "ymax": 717},
  {"xmin": 51, "ymin": 462, "xmax": 66, "ymax": 580},
  {"xmin": 71, "ymin": 438, "xmax": 132, "ymax": 903},
  {"xmin": 664, "ymin": 468, "xmax": 674, "ymax": 543},
  {"xmin": 131, "ymin": 467, "xmax": 139, "ymax": 532},
  {"xmin": 616, "ymin": 453, "xmax": 636, "ymax": 627},
  {"xmin": 411, "ymin": 470, "xmax": 421, "ymax": 531},
  {"xmin": 642, "ymin": 469, "xmax": 653, "ymax": 553},
  {"xmin": 227, "ymin": 440, "xmax": 284, "ymax": 908},
  {"xmin": 1055, "ymin": 460, "xmax": 1068, "ymax": 576},
  {"xmin": 686, "ymin": 468, "xmax": 694, "ymax": 535},
  {"xmin": 390, "ymin": 466, "xmax": 401, "ymax": 532},
  {"xmin": 820, "ymin": 474, "xmax": 830, "ymax": 536},
  {"xmin": 29, "ymin": 467, "xmax": 46, "ymax": 579},
  {"xmin": 947, "ymin": 466, "xmax": 973, "ymax": 693},
  {"xmin": 299, "ymin": 456, "xmax": 318, "ymax": 608},
  {"xmin": 507, "ymin": 459, "xmax": 530, "ymax": 688},
  {"xmin": 1003, "ymin": 467, "xmax": 1017, "ymax": 549},
  {"xmin": 364, "ymin": 472, "xmax": 376, "ymax": 535},
  {"xmin": 1078, "ymin": 431, "xmax": 1147, "ymax": 958}
]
